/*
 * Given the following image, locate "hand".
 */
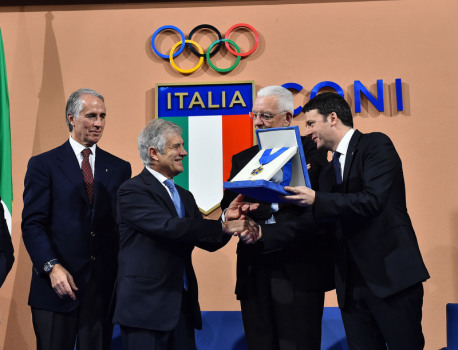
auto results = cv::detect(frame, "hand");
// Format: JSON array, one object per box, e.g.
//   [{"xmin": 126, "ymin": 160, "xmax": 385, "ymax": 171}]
[
  {"xmin": 238, "ymin": 217, "xmax": 262, "ymax": 245},
  {"xmin": 225, "ymin": 194, "xmax": 260, "ymax": 221},
  {"xmin": 49, "ymin": 264, "xmax": 78, "ymax": 300},
  {"xmin": 222, "ymin": 219, "xmax": 252, "ymax": 235},
  {"xmin": 283, "ymin": 186, "xmax": 316, "ymax": 207}
]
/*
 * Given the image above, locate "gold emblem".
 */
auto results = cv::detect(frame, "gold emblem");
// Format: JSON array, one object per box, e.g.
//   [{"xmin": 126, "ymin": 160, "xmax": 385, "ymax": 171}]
[{"xmin": 250, "ymin": 165, "xmax": 264, "ymax": 176}]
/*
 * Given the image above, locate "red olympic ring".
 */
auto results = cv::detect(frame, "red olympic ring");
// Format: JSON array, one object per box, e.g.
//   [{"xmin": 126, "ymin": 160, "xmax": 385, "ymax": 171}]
[{"xmin": 224, "ymin": 23, "xmax": 259, "ymax": 57}]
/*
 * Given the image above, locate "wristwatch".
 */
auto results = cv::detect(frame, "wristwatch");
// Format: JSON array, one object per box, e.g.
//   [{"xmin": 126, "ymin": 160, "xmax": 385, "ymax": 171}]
[{"xmin": 43, "ymin": 259, "xmax": 59, "ymax": 273}]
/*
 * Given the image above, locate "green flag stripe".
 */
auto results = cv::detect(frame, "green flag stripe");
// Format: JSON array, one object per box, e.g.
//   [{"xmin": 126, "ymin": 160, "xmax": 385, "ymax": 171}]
[
  {"xmin": 161, "ymin": 117, "xmax": 189, "ymax": 190},
  {"xmin": 0, "ymin": 28, "xmax": 13, "ymax": 214}
]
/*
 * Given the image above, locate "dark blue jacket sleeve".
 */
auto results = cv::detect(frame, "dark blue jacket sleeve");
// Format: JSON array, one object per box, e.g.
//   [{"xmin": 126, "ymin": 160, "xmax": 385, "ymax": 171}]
[{"xmin": 0, "ymin": 200, "xmax": 14, "ymax": 287}]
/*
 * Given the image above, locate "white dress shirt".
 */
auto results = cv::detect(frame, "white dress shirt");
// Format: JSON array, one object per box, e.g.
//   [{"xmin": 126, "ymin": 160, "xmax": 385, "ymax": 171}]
[
  {"xmin": 145, "ymin": 166, "xmax": 174, "ymax": 200},
  {"xmin": 334, "ymin": 129, "xmax": 355, "ymax": 180},
  {"xmin": 69, "ymin": 136, "xmax": 97, "ymax": 177}
]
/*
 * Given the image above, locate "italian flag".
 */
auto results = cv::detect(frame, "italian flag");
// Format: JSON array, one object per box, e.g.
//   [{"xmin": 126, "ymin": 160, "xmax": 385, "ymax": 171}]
[
  {"xmin": 162, "ymin": 114, "xmax": 253, "ymax": 215},
  {"xmin": 0, "ymin": 29, "xmax": 13, "ymax": 234}
]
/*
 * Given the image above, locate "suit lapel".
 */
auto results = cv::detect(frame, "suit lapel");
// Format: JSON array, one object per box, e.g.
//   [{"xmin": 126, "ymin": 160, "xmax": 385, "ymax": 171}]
[
  {"xmin": 56, "ymin": 141, "xmax": 91, "ymax": 207},
  {"xmin": 140, "ymin": 168, "xmax": 179, "ymax": 217},
  {"xmin": 342, "ymin": 130, "xmax": 362, "ymax": 189},
  {"xmin": 93, "ymin": 147, "xmax": 110, "ymax": 211}
]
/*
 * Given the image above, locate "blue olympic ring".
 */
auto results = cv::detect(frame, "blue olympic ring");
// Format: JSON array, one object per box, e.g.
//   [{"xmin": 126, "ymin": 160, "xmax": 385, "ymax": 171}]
[{"xmin": 151, "ymin": 25, "xmax": 186, "ymax": 59}]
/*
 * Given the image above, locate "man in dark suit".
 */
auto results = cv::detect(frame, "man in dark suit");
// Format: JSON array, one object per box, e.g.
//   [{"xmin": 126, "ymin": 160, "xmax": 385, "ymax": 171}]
[
  {"xmin": 22, "ymin": 88, "xmax": 132, "ymax": 350},
  {"xmin": 284, "ymin": 92, "xmax": 430, "ymax": 350},
  {"xmin": 0, "ymin": 198, "xmax": 14, "ymax": 287},
  {"xmin": 220, "ymin": 86, "xmax": 334, "ymax": 350},
  {"xmin": 112, "ymin": 118, "xmax": 259, "ymax": 350}
]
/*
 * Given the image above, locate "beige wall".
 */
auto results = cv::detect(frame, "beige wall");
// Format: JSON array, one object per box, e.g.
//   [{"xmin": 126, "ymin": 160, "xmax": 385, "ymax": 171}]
[{"xmin": 0, "ymin": 0, "xmax": 457, "ymax": 348}]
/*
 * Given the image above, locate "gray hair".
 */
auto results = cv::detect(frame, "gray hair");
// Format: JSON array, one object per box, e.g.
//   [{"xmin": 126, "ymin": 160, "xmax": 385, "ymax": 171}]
[
  {"xmin": 138, "ymin": 119, "xmax": 182, "ymax": 166},
  {"xmin": 65, "ymin": 88, "xmax": 105, "ymax": 131},
  {"xmin": 257, "ymin": 85, "xmax": 294, "ymax": 114}
]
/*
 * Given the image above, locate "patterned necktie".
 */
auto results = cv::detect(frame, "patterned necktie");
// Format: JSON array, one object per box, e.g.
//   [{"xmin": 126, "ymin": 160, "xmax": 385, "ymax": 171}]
[
  {"xmin": 163, "ymin": 179, "xmax": 188, "ymax": 290},
  {"xmin": 332, "ymin": 151, "xmax": 342, "ymax": 185},
  {"xmin": 81, "ymin": 148, "xmax": 94, "ymax": 205}
]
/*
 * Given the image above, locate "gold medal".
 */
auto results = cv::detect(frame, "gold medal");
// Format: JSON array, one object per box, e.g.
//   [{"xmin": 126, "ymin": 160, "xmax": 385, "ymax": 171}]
[
  {"xmin": 250, "ymin": 165, "xmax": 264, "ymax": 176},
  {"xmin": 250, "ymin": 147, "xmax": 288, "ymax": 179}
]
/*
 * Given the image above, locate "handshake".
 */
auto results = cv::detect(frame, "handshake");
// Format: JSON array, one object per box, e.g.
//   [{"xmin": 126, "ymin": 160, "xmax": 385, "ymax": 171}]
[{"xmin": 222, "ymin": 194, "xmax": 262, "ymax": 245}]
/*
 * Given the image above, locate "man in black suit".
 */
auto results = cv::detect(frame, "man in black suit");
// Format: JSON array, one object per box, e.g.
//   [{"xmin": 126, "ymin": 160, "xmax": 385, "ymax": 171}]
[
  {"xmin": 284, "ymin": 92, "xmax": 430, "ymax": 350},
  {"xmin": 112, "ymin": 118, "xmax": 259, "ymax": 350},
  {"xmin": 0, "ymin": 199, "xmax": 14, "ymax": 288},
  {"xmin": 220, "ymin": 86, "xmax": 334, "ymax": 350},
  {"xmin": 22, "ymin": 88, "xmax": 132, "ymax": 350}
]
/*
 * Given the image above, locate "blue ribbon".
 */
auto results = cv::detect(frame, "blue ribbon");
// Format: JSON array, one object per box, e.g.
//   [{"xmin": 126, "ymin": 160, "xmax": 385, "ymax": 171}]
[
  {"xmin": 280, "ymin": 158, "xmax": 293, "ymax": 186},
  {"xmin": 259, "ymin": 147, "xmax": 289, "ymax": 165},
  {"xmin": 257, "ymin": 147, "xmax": 293, "ymax": 186}
]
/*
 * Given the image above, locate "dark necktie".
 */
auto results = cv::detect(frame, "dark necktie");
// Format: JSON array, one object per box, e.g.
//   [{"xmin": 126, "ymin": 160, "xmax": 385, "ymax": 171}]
[
  {"xmin": 163, "ymin": 179, "xmax": 188, "ymax": 290},
  {"xmin": 81, "ymin": 148, "xmax": 94, "ymax": 205},
  {"xmin": 332, "ymin": 151, "xmax": 342, "ymax": 185}
]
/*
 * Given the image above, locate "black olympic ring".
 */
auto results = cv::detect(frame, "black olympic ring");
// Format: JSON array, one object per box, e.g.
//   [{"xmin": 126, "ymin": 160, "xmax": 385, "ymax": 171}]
[{"xmin": 188, "ymin": 24, "xmax": 223, "ymax": 58}]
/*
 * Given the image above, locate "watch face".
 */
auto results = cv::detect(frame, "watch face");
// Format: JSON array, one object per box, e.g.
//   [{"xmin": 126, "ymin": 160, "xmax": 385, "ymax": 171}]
[{"xmin": 44, "ymin": 261, "xmax": 57, "ymax": 273}]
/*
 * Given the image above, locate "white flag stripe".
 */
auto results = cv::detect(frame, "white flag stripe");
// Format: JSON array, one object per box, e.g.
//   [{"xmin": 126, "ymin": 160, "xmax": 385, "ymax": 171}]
[{"xmin": 188, "ymin": 115, "xmax": 223, "ymax": 213}]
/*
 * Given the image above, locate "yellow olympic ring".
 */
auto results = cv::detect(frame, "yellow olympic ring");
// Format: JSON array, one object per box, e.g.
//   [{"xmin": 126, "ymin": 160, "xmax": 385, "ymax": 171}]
[{"xmin": 169, "ymin": 40, "xmax": 204, "ymax": 74}]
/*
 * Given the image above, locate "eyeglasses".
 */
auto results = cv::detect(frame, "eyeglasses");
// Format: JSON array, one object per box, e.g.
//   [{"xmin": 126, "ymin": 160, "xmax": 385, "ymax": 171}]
[{"xmin": 249, "ymin": 111, "xmax": 287, "ymax": 122}]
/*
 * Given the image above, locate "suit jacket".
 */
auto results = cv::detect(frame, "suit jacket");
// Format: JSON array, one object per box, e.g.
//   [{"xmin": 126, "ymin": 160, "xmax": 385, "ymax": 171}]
[
  {"xmin": 0, "ymin": 198, "xmax": 14, "ymax": 288},
  {"xmin": 220, "ymin": 136, "xmax": 335, "ymax": 298},
  {"xmin": 22, "ymin": 140, "xmax": 132, "ymax": 313},
  {"xmin": 112, "ymin": 168, "xmax": 230, "ymax": 332},
  {"xmin": 313, "ymin": 130, "xmax": 430, "ymax": 305}
]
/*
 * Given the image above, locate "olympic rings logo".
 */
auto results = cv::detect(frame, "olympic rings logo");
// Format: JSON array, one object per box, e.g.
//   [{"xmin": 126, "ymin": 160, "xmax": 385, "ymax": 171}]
[{"xmin": 151, "ymin": 23, "xmax": 259, "ymax": 74}]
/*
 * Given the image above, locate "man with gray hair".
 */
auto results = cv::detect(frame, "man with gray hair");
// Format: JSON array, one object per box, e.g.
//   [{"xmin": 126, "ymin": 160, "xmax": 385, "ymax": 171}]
[
  {"xmin": 22, "ymin": 88, "xmax": 132, "ymax": 350},
  {"xmin": 220, "ymin": 85, "xmax": 334, "ymax": 350},
  {"xmin": 113, "ymin": 118, "xmax": 260, "ymax": 350}
]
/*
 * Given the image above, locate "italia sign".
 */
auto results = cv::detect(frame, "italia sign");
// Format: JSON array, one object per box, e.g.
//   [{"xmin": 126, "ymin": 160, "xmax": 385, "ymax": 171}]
[{"xmin": 156, "ymin": 81, "xmax": 255, "ymax": 214}]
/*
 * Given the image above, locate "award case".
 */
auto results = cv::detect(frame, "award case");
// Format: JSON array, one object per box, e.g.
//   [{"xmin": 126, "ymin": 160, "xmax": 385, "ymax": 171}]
[{"xmin": 223, "ymin": 126, "xmax": 311, "ymax": 203}]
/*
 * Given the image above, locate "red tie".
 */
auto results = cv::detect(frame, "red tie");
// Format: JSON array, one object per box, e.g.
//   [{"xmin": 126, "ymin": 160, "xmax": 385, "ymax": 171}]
[{"xmin": 81, "ymin": 148, "xmax": 94, "ymax": 205}]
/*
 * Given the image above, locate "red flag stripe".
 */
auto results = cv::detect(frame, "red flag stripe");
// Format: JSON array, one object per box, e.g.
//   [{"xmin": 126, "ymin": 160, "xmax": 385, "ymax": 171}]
[{"xmin": 222, "ymin": 115, "xmax": 254, "ymax": 183}]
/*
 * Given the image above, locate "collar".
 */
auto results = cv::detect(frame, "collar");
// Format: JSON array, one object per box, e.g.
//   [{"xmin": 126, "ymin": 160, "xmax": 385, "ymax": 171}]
[
  {"xmin": 335, "ymin": 129, "xmax": 355, "ymax": 156},
  {"xmin": 69, "ymin": 136, "xmax": 97, "ymax": 157},
  {"xmin": 145, "ymin": 166, "xmax": 169, "ymax": 185}
]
